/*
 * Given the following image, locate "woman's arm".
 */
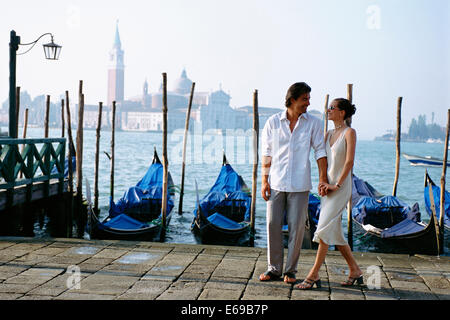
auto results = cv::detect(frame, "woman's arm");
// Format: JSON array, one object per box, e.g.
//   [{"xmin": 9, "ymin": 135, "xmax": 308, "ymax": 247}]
[
  {"xmin": 323, "ymin": 128, "xmax": 356, "ymax": 193},
  {"xmin": 336, "ymin": 128, "xmax": 356, "ymax": 186}
]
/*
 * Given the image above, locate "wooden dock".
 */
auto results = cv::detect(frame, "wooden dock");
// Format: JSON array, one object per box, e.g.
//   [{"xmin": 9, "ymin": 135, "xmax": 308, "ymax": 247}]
[
  {"xmin": 0, "ymin": 138, "xmax": 74, "ymax": 238},
  {"xmin": 0, "ymin": 236, "xmax": 449, "ymax": 301}
]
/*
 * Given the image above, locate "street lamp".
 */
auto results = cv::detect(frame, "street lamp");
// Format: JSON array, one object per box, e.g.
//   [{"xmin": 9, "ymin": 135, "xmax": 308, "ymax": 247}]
[{"xmin": 9, "ymin": 30, "xmax": 62, "ymax": 138}]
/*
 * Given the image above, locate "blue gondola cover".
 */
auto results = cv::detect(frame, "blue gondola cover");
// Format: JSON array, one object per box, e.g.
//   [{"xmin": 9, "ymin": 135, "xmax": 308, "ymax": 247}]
[
  {"xmin": 424, "ymin": 183, "xmax": 450, "ymax": 227},
  {"xmin": 194, "ymin": 164, "xmax": 251, "ymax": 230},
  {"xmin": 103, "ymin": 214, "xmax": 149, "ymax": 230},
  {"xmin": 109, "ymin": 160, "xmax": 174, "ymax": 220},
  {"xmin": 207, "ymin": 213, "xmax": 244, "ymax": 229},
  {"xmin": 380, "ymin": 217, "xmax": 424, "ymax": 238},
  {"xmin": 353, "ymin": 195, "xmax": 414, "ymax": 229}
]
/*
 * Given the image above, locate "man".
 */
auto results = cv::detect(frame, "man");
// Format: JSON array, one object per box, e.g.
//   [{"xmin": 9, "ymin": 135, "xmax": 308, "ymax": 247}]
[{"xmin": 259, "ymin": 82, "xmax": 328, "ymax": 284}]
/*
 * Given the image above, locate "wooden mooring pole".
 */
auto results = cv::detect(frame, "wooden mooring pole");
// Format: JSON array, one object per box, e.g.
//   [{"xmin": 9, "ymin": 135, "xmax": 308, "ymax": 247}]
[
  {"xmin": 19, "ymin": 108, "xmax": 29, "ymax": 179},
  {"xmin": 250, "ymin": 89, "xmax": 259, "ymax": 243},
  {"xmin": 110, "ymin": 101, "xmax": 116, "ymax": 201},
  {"xmin": 392, "ymin": 97, "xmax": 402, "ymax": 197},
  {"xmin": 44, "ymin": 95, "xmax": 50, "ymax": 138},
  {"xmin": 346, "ymin": 84, "xmax": 354, "ymax": 250},
  {"xmin": 161, "ymin": 73, "xmax": 169, "ymax": 240},
  {"xmin": 94, "ymin": 102, "xmax": 103, "ymax": 214},
  {"xmin": 178, "ymin": 82, "xmax": 195, "ymax": 215},
  {"xmin": 76, "ymin": 81, "xmax": 84, "ymax": 237},
  {"xmin": 426, "ymin": 171, "xmax": 441, "ymax": 255},
  {"xmin": 65, "ymin": 90, "xmax": 75, "ymax": 237},
  {"xmin": 323, "ymin": 94, "xmax": 329, "ymax": 136},
  {"xmin": 22, "ymin": 108, "xmax": 28, "ymax": 140},
  {"xmin": 439, "ymin": 109, "xmax": 449, "ymax": 252}
]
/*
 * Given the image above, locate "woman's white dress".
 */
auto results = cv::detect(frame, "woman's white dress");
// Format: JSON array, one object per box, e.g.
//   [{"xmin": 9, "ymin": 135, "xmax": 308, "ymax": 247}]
[{"xmin": 312, "ymin": 127, "xmax": 351, "ymax": 246}]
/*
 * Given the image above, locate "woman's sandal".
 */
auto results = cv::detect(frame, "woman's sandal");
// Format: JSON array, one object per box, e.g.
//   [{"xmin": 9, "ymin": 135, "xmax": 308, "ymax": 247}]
[
  {"xmin": 295, "ymin": 278, "xmax": 321, "ymax": 290},
  {"xmin": 259, "ymin": 270, "xmax": 281, "ymax": 281},
  {"xmin": 341, "ymin": 275, "xmax": 364, "ymax": 287}
]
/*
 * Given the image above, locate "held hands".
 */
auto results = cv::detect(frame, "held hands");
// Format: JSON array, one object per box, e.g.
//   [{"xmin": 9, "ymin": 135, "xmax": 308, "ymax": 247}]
[{"xmin": 318, "ymin": 182, "xmax": 339, "ymax": 196}]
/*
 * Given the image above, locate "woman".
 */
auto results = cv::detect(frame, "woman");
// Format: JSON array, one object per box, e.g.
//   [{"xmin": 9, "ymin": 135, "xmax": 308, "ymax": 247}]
[{"xmin": 296, "ymin": 98, "xmax": 363, "ymax": 290}]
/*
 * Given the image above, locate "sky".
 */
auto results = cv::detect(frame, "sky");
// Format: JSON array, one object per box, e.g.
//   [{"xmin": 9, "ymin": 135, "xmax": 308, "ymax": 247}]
[{"xmin": 0, "ymin": 0, "xmax": 448, "ymax": 140}]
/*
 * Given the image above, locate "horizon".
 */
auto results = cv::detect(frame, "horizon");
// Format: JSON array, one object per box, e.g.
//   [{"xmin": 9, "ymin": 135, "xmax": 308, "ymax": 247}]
[{"xmin": 1, "ymin": 0, "xmax": 448, "ymax": 140}]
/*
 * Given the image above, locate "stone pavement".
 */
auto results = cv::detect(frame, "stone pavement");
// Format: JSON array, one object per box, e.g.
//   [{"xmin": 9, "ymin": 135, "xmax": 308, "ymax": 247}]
[{"xmin": 0, "ymin": 236, "xmax": 449, "ymax": 300}]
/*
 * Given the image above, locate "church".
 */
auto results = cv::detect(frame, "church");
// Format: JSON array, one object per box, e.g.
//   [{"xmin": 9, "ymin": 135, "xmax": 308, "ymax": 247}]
[{"xmin": 83, "ymin": 23, "xmax": 314, "ymax": 133}]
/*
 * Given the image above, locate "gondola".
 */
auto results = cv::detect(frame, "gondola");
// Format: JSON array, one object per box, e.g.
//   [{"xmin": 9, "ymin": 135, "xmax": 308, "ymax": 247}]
[
  {"xmin": 89, "ymin": 148, "xmax": 175, "ymax": 241},
  {"xmin": 424, "ymin": 171, "xmax": 450, "ymax": 231},
  {"xmin": 403, "ymin": 153, "xmax": 449, "ymax": 168},
  {"xmin": 191, "ymin": 154, "xmax": 252, "ymax": 245},
  {"xmin": 351, "ymin": 174, "xmax": 440, "ymax": 255}
]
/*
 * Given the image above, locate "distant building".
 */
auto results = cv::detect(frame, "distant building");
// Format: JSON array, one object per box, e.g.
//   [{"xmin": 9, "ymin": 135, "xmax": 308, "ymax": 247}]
[
  {"xmin": 107, "ymin": 21, "xmax": 125, "ymax": 107},
  {"xmin": 0, "ymin": 23, "xmax": 325, "ymax": 134},
  {"xmin": 96, "ymin": 23, "xmax": 288, "ymax": 134}
]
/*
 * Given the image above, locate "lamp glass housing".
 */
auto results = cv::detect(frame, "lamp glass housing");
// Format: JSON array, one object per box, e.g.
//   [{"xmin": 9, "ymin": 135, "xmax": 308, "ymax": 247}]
[{"xmin": 43, "ymin": 41, "xmax": 62, "ymax": 60}]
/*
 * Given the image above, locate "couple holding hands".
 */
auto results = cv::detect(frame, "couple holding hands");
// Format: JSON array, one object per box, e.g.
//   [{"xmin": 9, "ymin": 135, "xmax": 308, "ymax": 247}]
[{"xmin": 259, "ymin": 82, "xmax": 363, "ymax": 290}]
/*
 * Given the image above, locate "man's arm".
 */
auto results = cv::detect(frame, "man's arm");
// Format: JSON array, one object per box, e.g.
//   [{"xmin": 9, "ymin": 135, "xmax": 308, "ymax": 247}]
[
  {"xmin": 311, "ymin": 118, "xmax": 328, "ymax": 196},
  {"xmin": 260, "ymin": 117, "xmax": 273, "ymax": 201},
  {"xmin": 261, "ymin": 156, "xmax": 271, "ymax": 201},
  {"xmin": 316, "ymin": 157, "xmax": 328, "ymax": 196}
]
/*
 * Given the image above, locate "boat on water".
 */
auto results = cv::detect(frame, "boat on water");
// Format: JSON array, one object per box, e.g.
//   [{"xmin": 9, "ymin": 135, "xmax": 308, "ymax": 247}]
[
  {"xmin": 351, "ymin": 175, "xmax": 440, "ymax": 255},
  {"xmin": 424, "ymin": 171, "xmax": 450, "ymax": 231},
  {"xmin": 89, "ymin": 148, "xmax": 175, "ymax": 241},
  {"xmin": 403, "ymin": 153, "xmax": 449, "ymax": 168},
  {"xmin": 191, "ymin": 153, "xmax": 252, "ymax": 245}
]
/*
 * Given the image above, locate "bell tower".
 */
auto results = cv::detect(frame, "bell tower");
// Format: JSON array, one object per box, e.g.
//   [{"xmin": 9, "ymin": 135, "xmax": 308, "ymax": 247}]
[{"xmin": 107, "ymin": 20, "xmax": 124, "ymax": 106}]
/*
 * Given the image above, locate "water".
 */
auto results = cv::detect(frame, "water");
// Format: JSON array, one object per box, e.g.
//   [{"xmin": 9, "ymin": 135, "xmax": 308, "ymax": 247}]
[{"xmin": 16, "ymin": 127, "xmax": 449, "ymax": 255}]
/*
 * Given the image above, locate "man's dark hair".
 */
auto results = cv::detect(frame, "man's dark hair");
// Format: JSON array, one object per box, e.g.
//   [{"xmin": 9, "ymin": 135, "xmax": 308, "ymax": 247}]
[{"xmin": 285, "ymin": 82, "xmax": 311, "ymax": 108}]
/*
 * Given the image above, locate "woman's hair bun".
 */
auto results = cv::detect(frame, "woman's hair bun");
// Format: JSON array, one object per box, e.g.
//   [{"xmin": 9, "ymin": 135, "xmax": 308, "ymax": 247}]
[{"xmin": 334, "ymin": 98, "xmax": 356, "ymax": 119}]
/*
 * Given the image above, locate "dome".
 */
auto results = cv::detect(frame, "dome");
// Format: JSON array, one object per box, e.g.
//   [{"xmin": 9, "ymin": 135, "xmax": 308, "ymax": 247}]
[{"xmin": 173, "ymin": 69, "xmax": 193, "ymax": 95}]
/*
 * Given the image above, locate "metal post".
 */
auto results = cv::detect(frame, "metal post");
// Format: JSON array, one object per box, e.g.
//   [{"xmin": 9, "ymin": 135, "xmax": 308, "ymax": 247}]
[{"xmin": 9, "ymin": 30, "xmax": 20, "ymax": 138}]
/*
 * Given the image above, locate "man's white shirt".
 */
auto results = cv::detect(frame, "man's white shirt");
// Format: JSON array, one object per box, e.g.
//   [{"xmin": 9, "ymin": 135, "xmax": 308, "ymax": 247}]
[{"xmin": 261, "ymin": 110, "xmax": 326, "ymax": 192}]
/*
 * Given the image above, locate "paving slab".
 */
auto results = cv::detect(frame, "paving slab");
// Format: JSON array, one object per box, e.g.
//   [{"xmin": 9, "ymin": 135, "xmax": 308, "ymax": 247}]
[{"xmin": 0, "ymin": 236, "xmax": 448, "ymax": 301}]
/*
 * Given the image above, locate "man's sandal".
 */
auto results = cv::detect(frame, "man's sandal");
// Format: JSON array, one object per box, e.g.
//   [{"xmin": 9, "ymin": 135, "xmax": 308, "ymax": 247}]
[
  {"xmin": 259, "ymin": 270, "xmax": 281, "ymax": 281},
  {"xmin": 295, "ymin": 278, "xmax": 321, "ymax": 290}
]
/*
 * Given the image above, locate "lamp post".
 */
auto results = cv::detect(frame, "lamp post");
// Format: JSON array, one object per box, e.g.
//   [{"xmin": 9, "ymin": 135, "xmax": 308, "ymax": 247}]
[{"xmin": 9, "ymin": 30, "xmax": 62, "ymax": 138}]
